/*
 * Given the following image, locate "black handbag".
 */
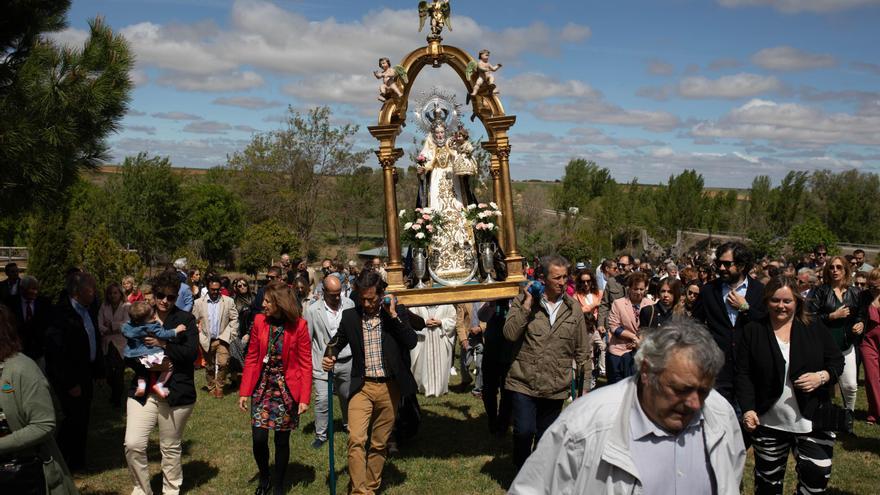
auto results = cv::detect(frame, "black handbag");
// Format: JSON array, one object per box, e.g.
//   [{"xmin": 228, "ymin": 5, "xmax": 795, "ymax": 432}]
[
  {"xmin": 811, "ymin": 370, "xmax": 854, "ymax": 434},
  {"xmin": 0, "ymin": 455, "xmax": 47, "ymax": 495}
]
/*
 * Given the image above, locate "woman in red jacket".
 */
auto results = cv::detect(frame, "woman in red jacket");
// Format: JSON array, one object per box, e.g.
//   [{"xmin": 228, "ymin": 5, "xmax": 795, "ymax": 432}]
[{"xmin": 238, "ymin": 280, "xmax": 311, "ymax": 495}]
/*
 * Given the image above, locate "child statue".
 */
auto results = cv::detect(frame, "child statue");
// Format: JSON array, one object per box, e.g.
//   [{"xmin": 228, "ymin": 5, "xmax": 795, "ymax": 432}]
[
  {"xmin": 374, "ymin": 57, "xmax": 405, "ymax": 102},
  {"xmin": 469, "ymin": 49, "xmax": 502, "ymax": 97}
]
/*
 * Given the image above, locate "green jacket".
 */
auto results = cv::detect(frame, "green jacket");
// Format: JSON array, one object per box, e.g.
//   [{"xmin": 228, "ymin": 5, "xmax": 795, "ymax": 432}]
[
  {"xmin": 503, "ymin": 293, "xmax": 591, "ymax": 400},
  {"xmin": 0, "ymin": 353, "xmax": 79, "ymax": 495}
]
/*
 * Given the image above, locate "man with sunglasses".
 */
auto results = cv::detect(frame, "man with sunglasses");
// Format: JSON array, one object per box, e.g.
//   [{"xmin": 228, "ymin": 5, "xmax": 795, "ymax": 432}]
[
  {"xmin": 193, "ymin": 276, "xmax": 238, "ymax": 398},
  {"xmin": 693, "ymin": 241, "xmax": 766, "ymax": 409}
]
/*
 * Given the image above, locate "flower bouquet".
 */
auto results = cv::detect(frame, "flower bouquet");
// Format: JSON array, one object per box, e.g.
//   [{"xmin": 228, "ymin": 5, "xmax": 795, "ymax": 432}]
[
  {"xmin": 399, "ymin": 207, "xmax": 443, "ymax": 249},
  {"xmin": 465, "ymin": 202, "xmax": 502, "ymax": 244}
]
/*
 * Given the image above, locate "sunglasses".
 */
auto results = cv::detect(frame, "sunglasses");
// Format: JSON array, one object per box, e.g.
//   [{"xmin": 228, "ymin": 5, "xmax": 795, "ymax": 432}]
[
  {"xmin": 830, "ymin": 264, "xmax": 845, "ymax": 271},
  {"xmin": 715, "ymin": 260, "xmax": 734, "ymax": 268},
  {"xmin": 154, "ymin": 292, "xmax": 177, "ymax": 301},
  {"xmin": 817, "ymin": 252, "xmax": 828, "ymax": 256},
  {"xmin": 855, "ymin": 282, "xmax": 866, "ymax": 288},
  {"xmin": 267, "ymin": 275, "xmax": 278, "ymax": 280},
  {"xmin": 579, "ymin": 279, "xmax": 592, "ymax": 284}
]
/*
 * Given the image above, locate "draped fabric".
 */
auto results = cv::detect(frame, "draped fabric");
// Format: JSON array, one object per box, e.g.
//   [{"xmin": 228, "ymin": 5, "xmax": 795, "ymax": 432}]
[{"xmin": 409, "ymin": 305, "xmax": 457, "ymax": 397}]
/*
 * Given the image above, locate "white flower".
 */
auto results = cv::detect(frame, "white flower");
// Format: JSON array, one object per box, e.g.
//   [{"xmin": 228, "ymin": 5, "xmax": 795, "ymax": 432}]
[
  {"xmin": 487, "ymin": 222, "xmax": 495, "ymax": 229},
  {"xmin": 467, "ymin": 204, "xmax": 477, "ymax": 210},
  {"xmin": 399, "ymin": 209, "xmax": 406, "ymax": 218},
  {"xmin": 489, "ymin": 202, "xmax": 498, "ymax": 209},
  {"xmin": 404, "ymin": 222, "xmax": 413, "ymax": 230},
  {"xmin": 422, "ymin": 207, "xmax": 433, "ymax": 214},
  {"xmin": 415, "ymin": 232, "xmax": 425, "ymax": 239}
]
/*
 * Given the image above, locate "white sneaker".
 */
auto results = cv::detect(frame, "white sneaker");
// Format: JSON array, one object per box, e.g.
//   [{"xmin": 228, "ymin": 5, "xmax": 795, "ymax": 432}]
[{"xmin": 450, "ymin": 367, "xmax": 458, "ymax": 376}]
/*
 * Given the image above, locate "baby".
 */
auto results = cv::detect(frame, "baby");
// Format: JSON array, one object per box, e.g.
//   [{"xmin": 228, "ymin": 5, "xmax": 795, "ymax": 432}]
[{"xmin": 122, "ymin": 301, "xmax": 186, "ymax": 398}]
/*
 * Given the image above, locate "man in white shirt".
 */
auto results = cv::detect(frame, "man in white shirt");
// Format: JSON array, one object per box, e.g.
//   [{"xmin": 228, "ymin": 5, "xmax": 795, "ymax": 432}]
[{"xmin": 304, "ymin": 275, "xmax": 355, "ymax": 449}]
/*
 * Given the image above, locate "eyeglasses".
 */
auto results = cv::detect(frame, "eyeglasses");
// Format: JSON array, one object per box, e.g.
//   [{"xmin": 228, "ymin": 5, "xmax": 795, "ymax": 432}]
[
  {"xmin": 154, "ymin": 292, "xmax": 177, "ymax": 301},
  {"xmin": 715, "ymin": 260, "xmax": 734, "ymax": 268},
  {"xmin": 687, "ymin": 290, "xmax": 700, "ymax": 296},
  {"xmin": 617, "ymin": 264, "xmax": 627, "ymax": 270},
  {"xmin": 580, "ymin": 279, "xmax": 592, "ymax": 284},
  {"xmin": 236, "ymin": 283, "xmax": 248, "ymax": 288},
  {"xmin": 855, "ymin": 282, "xmax": 866, "ymax": 288},
  {"xmin": 816, "ymin": 252, "xmax": 828, "ymax": 256},
  {"xmin": 830, "ymin": 264, "xmax": 845, "ymax": 271},
  {"xmin": 267, "ymin": 275, "xmax": 278, "ymax": 280}
]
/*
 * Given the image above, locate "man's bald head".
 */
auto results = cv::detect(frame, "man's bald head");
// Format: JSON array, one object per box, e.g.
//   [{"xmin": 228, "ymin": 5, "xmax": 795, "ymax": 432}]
[{"xmin": 322, "ymin": 273, "xmax": 343, "ymax": 310}]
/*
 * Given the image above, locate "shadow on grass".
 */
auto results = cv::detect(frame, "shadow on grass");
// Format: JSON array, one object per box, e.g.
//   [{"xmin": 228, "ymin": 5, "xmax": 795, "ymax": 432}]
[
  {"xmin": 838, "ymin": 430, "xmax": 879, "ymax": 452},
  {"xmin": 376, "ymin": 462, "xmax": 407, "ymax": 494},
  {"xmin": 146, "ymin": 459, "xmax": 219, "ymax": 492},
  {"xmin": 480, "ymin": 452, "xmax": 516, "ymax": 491}
]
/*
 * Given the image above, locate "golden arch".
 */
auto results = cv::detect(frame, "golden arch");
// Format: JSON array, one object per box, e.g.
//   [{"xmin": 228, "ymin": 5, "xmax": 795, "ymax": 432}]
[{"xmin": 369, "ymin": 39, "xmax": 524, "ymax": 304}]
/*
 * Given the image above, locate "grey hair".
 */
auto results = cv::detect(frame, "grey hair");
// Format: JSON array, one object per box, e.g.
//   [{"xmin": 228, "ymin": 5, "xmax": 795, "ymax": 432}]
[
  {"xmin": 666, "ymin": 262, "xmax": 678, "ymax": 272},
  {"xmin": 634, "ymin": 316, "xmax": 724, "ymax": 385},
  {"xmin": 173, "ymin": 258, "xmax": 188, "ymax": 270},
  {"xmin": 19, "ymin": 275, "xmax": 39, "ymax": 291},
  {"xmin": 539, "ymin": 254, "xmax": 570, "ymax": 278}
]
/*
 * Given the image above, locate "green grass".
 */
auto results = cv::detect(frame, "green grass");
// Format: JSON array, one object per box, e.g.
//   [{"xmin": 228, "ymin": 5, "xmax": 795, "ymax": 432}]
[{"xmin": 75, "ymin": 370, "xmax": 879, "ymax": 494}]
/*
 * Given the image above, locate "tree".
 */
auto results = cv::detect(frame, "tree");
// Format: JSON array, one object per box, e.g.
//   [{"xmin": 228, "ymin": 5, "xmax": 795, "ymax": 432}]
[
  {"xmin": 81, "ymin": 223, "xmax": 143, "ymax": 293},
  {"xmin": 552, "ymin": 159, "xmax": 613, "ymax": 213},
  {"xmin": 748, "ymin": 175, "xmax": 772, "ymax": 230},
  {"xmin": 238, "ymin": 219, "xmax": 300, "ymax": 277},
  {"xmin": 787, "ymin": 218, "xmax": 838, "ymax": 257},
  {"xmin": 334, "ymin": 166, "xmax": 381, "ymax": 242},
  {"xmin": 657, "ymin": 170, "xmax": 705, "ymax": 235},
  {"xmin": 27, "ymin": 209, "xmax": 77, "ymax": 298},
  {"xmin": 1, "ymin": 7, "xmax": 133, "ymax": 215},
  {"xmin": 108, "ymin": 153, "xmax": 183, "ymax": 264},
  {"xmin": 181, "ymin": 183, "xmax": 245, "ymax": 265},
  {"xmin": 226, "ymin": 106, "xmax": 371, "ymax": 255},
  {"xmin": 769, "ymin": 171, "xmax": 809, "ymax": 233},
  {"xmin": 809, "ymin": 170, "xmax": 880, "ymax": 244}
]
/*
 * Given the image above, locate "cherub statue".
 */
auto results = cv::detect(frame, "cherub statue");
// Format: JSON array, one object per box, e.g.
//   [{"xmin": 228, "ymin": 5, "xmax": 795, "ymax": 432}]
[
  {"xmin": 467, "ymin": 49, "xmax": 502, "ymax": 97},
  {"xmin": 451, "ymin": 126, "xmax": 478, "ymax": 177},
  {"xmin": 418, "ymin": 0, "xmax": 452, "ymax": 38},
  {"xmin": 374, "ymin": 57, "xmax": 407, "ymax": 102}
]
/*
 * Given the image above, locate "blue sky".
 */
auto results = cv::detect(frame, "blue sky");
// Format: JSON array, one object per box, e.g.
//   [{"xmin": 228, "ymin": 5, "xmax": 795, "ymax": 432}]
[{"xmin": 55, "ymin": 0, "xmax": 880, "ymax": 187}]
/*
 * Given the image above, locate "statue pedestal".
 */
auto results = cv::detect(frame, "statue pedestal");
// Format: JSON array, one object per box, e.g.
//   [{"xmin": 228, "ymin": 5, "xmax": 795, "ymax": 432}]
[{"xmin": 394, "ymin": 280, "xmax": 522, "ymax": 306}]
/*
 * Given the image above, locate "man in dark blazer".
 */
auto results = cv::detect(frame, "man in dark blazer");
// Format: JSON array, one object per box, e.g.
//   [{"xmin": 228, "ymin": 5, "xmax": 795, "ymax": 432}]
[
  {"xmin": 44, "ymin": 271, "xmax": 104, "ymax": 471},
  {"xmin": 693, "ymin": 241, "xmax": 766, "ymax": 409},
  {"xmin": 0, "ymin": 262, "xmax": 20, "ymax": 300},
  {"xmin": 3, "ymin": 275, "xmax": 52, "ymax": 364},
  {"xmin": 322, "ymin": 270, "xmax": 417, "ymax": 495}
]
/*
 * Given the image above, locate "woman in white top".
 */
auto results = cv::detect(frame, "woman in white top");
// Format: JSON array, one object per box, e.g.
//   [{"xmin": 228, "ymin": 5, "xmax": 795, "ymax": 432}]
[
  {"xmin": 736, "ymin": 275, "xmax": 844, "ymax": 494},
  {"xmin": 98, "ymin": 282, "xmax": 130, "ymax": 408}
]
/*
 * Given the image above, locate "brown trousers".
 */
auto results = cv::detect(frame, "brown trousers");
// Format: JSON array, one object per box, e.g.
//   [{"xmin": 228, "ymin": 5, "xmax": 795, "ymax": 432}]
[
  {"xmin": 204, "ymin": 339, "xmax": 229, "ymax": 391},
  {"xmin": 347, "ymin": 380, "xmax": 400, "ymax": 495}
]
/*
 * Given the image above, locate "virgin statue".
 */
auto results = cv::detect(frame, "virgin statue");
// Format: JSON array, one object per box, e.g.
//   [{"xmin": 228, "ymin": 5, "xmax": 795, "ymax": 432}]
[{"xmin": 417, "ymin": 121, "xmax": 477, "ymax": 284}]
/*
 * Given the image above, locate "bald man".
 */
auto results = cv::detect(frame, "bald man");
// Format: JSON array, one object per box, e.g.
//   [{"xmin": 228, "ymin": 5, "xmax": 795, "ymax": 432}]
[{"xmin": 303, "ymin": 274, "xmax": 356, "ymax": 448}]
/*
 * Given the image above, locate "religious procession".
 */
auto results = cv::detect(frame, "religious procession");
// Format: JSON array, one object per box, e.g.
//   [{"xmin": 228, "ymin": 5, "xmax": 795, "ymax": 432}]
[{"xmin": 2, "ymin": 1, "xmax": 879, "ymax": 494}]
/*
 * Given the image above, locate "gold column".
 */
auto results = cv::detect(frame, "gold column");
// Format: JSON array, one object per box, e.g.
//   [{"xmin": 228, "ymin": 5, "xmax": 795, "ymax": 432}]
[
  {"xmin": 484, "ymin": 116, "xmax": 524, "ymax": 281},
  {"xmin": 369, "ymin": 124, "xmax": 405, "ymax": 291}
]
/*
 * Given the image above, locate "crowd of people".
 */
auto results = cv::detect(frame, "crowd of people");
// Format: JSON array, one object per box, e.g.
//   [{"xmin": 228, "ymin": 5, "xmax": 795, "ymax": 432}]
[{"xmin": 0, "ymin": 241, "xmax": 878, "ymax": 494}]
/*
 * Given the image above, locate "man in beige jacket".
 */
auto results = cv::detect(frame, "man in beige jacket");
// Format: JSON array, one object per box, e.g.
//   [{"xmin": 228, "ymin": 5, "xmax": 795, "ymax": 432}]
[{"xmin": 193, "ymin": 276, "xmax": 238, "ymax": 397}]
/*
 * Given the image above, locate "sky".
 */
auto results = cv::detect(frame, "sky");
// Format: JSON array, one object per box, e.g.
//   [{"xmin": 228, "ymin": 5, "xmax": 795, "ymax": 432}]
[{"xmin": 54, "ymin": 0, "xmax": 880, "ymax": 187}]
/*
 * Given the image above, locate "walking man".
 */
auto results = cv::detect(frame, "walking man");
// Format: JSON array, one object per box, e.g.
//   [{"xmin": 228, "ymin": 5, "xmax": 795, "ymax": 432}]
[{"xmin": 193, "ymin": 276, "xmax": 238, "ymax": 397}]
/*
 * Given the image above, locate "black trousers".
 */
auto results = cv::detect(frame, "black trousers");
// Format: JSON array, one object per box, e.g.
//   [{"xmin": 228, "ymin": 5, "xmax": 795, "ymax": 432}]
[
  {"xmin": 751, "ymin": 426, "xmax": 834, "ymax": 494},
  {"xmin": 481, "ymin": 359, "xmax": 511, "ymax": 435},
  {"xmin": 509, "ymin": 391, "xmax": 563, "ymax": 470},
  {"xmin": 58, "ymin": 383, "xmax": 93, "ymax": 471}
]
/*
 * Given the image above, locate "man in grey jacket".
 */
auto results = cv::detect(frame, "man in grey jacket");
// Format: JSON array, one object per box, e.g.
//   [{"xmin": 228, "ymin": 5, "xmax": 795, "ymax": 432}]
[
  {"xmin": 509, "ymin": 318, "xmax": 745, "ymax": 495},
  {"xmin": 304, "ymin": 274, "xmax": 355, "ymax": 449}
]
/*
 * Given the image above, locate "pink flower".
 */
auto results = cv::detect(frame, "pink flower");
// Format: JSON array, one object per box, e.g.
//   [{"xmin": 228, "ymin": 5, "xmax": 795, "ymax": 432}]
[
  {"xmin": 412, "ymin": 224, "xmax": 421, "ymax": 230},
  {"xmin": 426, "ymin": 225, "xmax": 434, "ymax": 232},
  {"xmin": 416, "ymin": 218, "xmax": 424, "ymax": 224},
  {"xmin": 415, "ymin": 208, "xmax": 422, "ymax": 213},
  {"xmin": 478, "ymin": 203, "xmax": 488, "ymax": 208},
  {"xmin": 422, "ymin": 214, "xmax": 430, "ymax": 220},
  {"xmin": 476, "ymin": 222, "xmax": 486, "ymax": 230}
]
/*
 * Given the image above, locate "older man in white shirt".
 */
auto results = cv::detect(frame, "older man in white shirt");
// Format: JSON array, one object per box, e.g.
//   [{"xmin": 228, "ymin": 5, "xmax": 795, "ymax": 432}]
[
  {"xmin": 509, "ymin": 318, "xmax": 745, "ymax": 495},
  {"xmin": 304, "ymin": 274, "xmax": 355, "ymax": 449}
]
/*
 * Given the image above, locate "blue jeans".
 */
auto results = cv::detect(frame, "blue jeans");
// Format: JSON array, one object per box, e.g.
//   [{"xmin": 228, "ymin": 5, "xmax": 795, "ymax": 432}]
[
  {"xmin": 605, "ymin": 352, "xmax": 635, "ymax": 385},
  {"xmin": 509, "ymin": 391, "xmax": 563, "ymax": 469}
]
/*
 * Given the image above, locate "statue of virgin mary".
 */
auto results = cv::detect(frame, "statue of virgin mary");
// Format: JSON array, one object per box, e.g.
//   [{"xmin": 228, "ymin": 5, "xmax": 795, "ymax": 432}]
[{"xmin": 416, "ymin": 120, "xmax": 477, "ymax": 284}]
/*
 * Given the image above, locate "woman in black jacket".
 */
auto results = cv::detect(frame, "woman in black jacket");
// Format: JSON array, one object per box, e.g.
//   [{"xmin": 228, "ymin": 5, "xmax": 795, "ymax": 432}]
[
  {"xmin": 123, "ymin": 269, "xmax": 199, "ymax": 495},
  {"xmin": 736, "ymin": 275, "xmax": 844, "ymax": 494},
  {"xmin": 808, "ymin": 255, "xmax": 864, "ymax": 411},
  {"xmin": 639, "ymin": 278, "xmax": 680, "ymax": 329}
]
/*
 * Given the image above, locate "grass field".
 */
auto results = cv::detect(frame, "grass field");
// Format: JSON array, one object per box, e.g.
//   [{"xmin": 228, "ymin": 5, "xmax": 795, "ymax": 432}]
[{"xmin": 75, "ymin": 369, "xmax": 880, "ymax": 494}]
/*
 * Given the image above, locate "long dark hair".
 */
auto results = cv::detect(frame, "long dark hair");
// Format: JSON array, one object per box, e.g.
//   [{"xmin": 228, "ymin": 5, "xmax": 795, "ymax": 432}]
[
  {"xmin": 0, "ymin": 305, "xmax": 22, "ymax": 362},
  {"xmin": 263, "ymin": 280, "xmax": 301, "ymax": 323}
]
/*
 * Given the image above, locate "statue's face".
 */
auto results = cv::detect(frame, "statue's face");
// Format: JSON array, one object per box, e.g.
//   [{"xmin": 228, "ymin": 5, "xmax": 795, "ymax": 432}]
[
  {"xmin": 480, "ymin": 52, "xmax": 490, "ymax": 62},
  {"xmin": 380, "ymin": 59, "xmax": 389, "ymax": 69},
  {"xmin": 434, "ymin": 127, "xmax": 445, "ymax": 141}
]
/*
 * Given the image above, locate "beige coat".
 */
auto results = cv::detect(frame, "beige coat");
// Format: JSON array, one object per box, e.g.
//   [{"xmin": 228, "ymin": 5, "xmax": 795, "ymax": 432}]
[{"xmin": 192, "ymin": 295, "xmax": 239, "ymax": 351}]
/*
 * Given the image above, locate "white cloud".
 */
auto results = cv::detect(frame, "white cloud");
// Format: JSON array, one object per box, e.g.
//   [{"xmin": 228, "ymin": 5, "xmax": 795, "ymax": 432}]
[
  {"xmin": 651, "ymin": 147, "xmax": 675, "ymax": 158},
  {"xmin": 751, "ymin": 46, "xmax": 837, "ymax": 71},
  {"xmin": 503, "ymin": 73, "xmax": 600, "ymax": 101},
  {"xmin": 111, "ymin": 136, "xmax": 248, "ymax": 168},
  {"xmin": 157, "ymin": 71, "xmax": 264, "ymax": 92},
  {"xmin": 183, "ymin": 121, "xmax": 233, "ymax": 134},
  {"xmin": 852, "ymin": 61, "xmax": 880, "ymax": 75},
  {"xmin": 152, "ymin": 111, "xmax": 202, "ymax": 120},
  {"xmin": 708, "ymin": 58, "xmax": 742, "ymax": 71},
  {"xmin": 212, "ymin": 96, "xmax": 282, "ymax": 110},
  {"xmin": 47, "ymin": 27, "xmax": 89, "ymax": 48},
  {"xmin": 647, "ymin": 60, "xmax": 675, "ymax": 76},
  {"xmin": 678, "ymin": 73, "xmax": 783, "ymax": 99},
  {"xmin": 532, "ymin": 101, "xmax": 681, "ymax": 132},
  {"xmin": 691, "ymin": 98, "xmax": 880, "ymax": 146},
  {"xmin": 130, "ymin": 69, "xmax": 149, "ymax": 86},
  {"xmin": 126, "ymin": 125, "xmax": 156, "ymax": 135},
  {"xmin": 718, "ymin": 0, "xmax": 880, "ymax": 13},
  {"xmin": 561, "ymin": 23, "xmax": 592, "ymax": 42}
]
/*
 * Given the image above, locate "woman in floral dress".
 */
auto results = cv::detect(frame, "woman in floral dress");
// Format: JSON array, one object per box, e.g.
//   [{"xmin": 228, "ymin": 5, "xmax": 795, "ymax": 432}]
[{"xmin": 239, "ymin": 281, "xmax": 311, "ymax": 495}]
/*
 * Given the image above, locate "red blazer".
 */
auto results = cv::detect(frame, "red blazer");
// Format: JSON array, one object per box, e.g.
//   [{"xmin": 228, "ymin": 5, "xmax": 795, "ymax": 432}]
[{"xmin": 239, "ymin": 313, "xmax": 312, "ymax": 405}]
